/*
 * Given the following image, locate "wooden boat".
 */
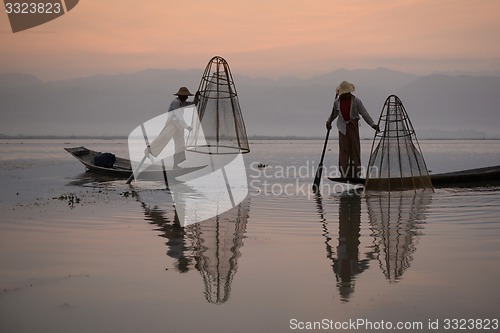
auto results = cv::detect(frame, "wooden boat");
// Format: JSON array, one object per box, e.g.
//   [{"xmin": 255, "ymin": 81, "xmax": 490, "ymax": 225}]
[
  {"xmin": 328, "ymin": 165, "xmax": 500, "ymax": 188},
  {"xmin": 65, "ymin": 146, "xmax": 132, "ymax": 176},
  {"xmin": 428, "ymin": 165, "xmax": 500, "ymax": 187},
  {"xmin": 64, "ymin": 146, "xmax": 206, "ymax": 179}
]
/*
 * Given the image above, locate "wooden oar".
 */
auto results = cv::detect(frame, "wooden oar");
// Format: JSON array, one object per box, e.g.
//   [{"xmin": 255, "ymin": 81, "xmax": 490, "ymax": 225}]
[
  {"xmin": 126, "ymin": 155, "xmax": 147, "ymax": 184},
  {"xmin": 126, "ymin": 124, "xmax": 150, "ymax": 184},
  {"xmin": 312, "ymin": 128, "xmax": 330, "ymax": 193},
  {"xmin": 312, "ymin": 93, "xmax": 338, "ymax": 193}
]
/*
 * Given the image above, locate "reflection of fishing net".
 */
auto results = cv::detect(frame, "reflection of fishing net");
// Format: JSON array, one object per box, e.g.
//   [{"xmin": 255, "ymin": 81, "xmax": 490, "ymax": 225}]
[
  {"xmin": 186, "ymin": 56, "xmax": 250, "ymax": 154},
  {"xmin": 192, "ymin": 199, "xmax": 249, "ymax": 304},
  {"xmin": 365, "ymin": 95, "xmax": 432, "ymax": 191},
  {"xmin": 367, "ymin": 190, "xmax": 431, "ymax": 282}
]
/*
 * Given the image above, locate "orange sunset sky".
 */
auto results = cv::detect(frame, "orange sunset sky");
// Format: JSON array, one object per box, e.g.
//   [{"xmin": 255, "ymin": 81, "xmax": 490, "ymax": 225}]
[{"xmin": 1, "ymin": 0, "xmax": 500, "ymax": 80}]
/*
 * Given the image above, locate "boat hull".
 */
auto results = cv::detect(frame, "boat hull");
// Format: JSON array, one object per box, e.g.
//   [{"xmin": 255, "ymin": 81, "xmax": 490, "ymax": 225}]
[
  {"xmin": 65, "ymin": 146, "xmax": 206, "ymax": 179},
  {"xmin": 328, "ymin": 165, "xmax": 500, "ymax": 188}
]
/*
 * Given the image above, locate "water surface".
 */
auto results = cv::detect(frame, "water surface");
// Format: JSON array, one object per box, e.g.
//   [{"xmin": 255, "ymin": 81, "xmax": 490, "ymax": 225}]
[{"xmin": 1, "ymin": 139, "xmax": 500, "ymax": 332}]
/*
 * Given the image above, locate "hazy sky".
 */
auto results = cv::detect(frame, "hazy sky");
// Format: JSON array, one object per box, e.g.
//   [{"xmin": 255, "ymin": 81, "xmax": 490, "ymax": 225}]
[{"xmin": 1, "ymin": 0, "xmax": 500, "ymax": 80}]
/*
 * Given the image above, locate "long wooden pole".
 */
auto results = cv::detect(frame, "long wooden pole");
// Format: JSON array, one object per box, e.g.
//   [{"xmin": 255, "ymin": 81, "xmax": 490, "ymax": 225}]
[
  {"xmin": 312, "ymin": 128, "xmax": 331, "ymax": 193},
  {"xmin": 126, "ymin": 124, "xmax": 150, "ymax": 184},
  {"xmin": 312, "ymin": 93, "xmax": 338, "ymax": 193}
]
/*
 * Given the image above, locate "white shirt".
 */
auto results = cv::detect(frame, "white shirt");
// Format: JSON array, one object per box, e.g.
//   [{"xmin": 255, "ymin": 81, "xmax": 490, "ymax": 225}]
[
  {"xmin": 327, "ymin": 95, "xmax": 376, "ymax": 135},
  {"xmin": 168, "ymin": 97, "xmax": 195, "ymax": 129}
]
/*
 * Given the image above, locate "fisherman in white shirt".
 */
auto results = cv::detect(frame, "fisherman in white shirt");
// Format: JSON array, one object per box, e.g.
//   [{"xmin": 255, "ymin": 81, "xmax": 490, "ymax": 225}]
[
  {"xmin": 326, "ymin": 81, "xmax": 379, "ymax": 178},
  {"xmin": 146, "ymin": 87, "xmax": 199, "ymax": 167}
]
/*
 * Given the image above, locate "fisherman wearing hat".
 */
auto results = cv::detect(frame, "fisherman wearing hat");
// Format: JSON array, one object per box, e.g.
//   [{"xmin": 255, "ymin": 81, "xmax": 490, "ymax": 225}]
[
  {"xmin": 326, "ymin": 81, "xmax": 379, "ymax": 179},
  {"xmin": 145, "ymin": 87, "xmax": 200, "ymax": 167},
  {"xmin": 170, "ymin": 86, "xmax": 200, "ymax": 112}
]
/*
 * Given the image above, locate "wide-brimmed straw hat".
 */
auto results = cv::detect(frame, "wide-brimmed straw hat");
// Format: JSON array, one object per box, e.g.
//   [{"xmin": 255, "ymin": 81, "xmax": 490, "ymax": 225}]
[
  {"xmin": 337, "ymin": 81, "xmax": 355, "ymax": 95},
  {"xmin": 174, "ymin": 87, "xmax": 194, "ymax": 96}
]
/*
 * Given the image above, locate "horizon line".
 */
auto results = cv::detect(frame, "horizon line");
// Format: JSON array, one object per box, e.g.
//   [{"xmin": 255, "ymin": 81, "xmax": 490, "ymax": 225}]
[{"xmin": 2, "ymin": 66, "xmax": 500, "ymax": 83}]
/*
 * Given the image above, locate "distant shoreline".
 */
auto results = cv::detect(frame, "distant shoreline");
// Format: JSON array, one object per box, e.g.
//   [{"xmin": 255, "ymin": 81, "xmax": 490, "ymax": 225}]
[
  {"xmin": 0, "ymin": 135, "xmax": 127, "ymax": 140},
  {"xmin": 0, "ymin": 135, "xmax": 498, "ymax": 141}
]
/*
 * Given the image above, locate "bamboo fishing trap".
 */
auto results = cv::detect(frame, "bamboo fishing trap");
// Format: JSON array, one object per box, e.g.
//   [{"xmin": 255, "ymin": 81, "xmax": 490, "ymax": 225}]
[
  {"xmin": 186, "ymin": 56, "xmax": 250, "ymax": 155},
  {"xmin": 365, "ymin": 95, "xmax": 433, "ymax": 191}
]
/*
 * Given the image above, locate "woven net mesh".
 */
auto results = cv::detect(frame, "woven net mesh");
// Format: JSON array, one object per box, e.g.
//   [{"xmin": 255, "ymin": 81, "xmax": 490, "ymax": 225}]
[
  {"xmin": 186, "ymin": 56, "xmax": 250, "ymax": 154},
  {"xmin": 365, "ymin": 95, "xmax": 432, "ymax": 191}
]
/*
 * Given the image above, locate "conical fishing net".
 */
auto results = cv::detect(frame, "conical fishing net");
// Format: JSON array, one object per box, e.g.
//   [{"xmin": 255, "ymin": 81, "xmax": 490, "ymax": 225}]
[
  {"xmin": 365, "ymin": 95, "xmax": 432, "ymax": 191},
  {"xmin": 186, "ymin": 56, "xmax": 250, "ymax": 154}
]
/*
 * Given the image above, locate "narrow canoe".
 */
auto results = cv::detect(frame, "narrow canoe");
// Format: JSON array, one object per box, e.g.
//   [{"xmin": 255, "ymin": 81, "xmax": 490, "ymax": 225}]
[
  {"xmin": 65, "ymin": 146, "xmax": 132, "ymax": 176},
  {"xmin": 64, "ymin": 146, "xmax": 206, "ymax": 179},
  {"xmin": 328, "ymin": 165, "xmax": 500, "ymax": 188}
]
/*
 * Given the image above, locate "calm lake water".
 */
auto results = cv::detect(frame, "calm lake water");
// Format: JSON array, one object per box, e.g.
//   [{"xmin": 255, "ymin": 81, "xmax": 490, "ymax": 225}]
[{"xmin": 1, "ymin": 139, "xmax": 500, "ymax": 333}]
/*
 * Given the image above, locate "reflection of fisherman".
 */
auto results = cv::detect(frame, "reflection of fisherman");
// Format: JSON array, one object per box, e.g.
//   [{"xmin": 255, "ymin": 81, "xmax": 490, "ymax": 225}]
[
  {"xmin": 334, "ymin": 193, "xmax": 370, "ymax": 302},
  {"xmin": 142, "ymin": 196, "xmax": 250, "ymax": 304},
  {"xmin": 146, "ymin": 87, "xmax": 200, "ymax": 168},
  {"xmin": 140, "ymin": 202, "xmax": 192, "ymax": 273},
  {"xmin": 326, "ymin": 81, "xmax": 379, "ymax": 178}
]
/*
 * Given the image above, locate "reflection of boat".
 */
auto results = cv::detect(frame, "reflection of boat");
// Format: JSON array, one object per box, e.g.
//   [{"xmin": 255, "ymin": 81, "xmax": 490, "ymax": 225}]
[
  {"xmin": 366, "ymin": 190, "xmax": 432, "ymax": 282},
  {"xmin": 140, "ymin": 193, "xmax": 250, "ymax": 304},
  {"xmin": 314, "ymin": 193, "xmax": 372, "ymax": 303},
  {"xmin": 329, "ymin": 165, "xmax": 500, "ymax": 188},
  {"xmin": 64, "ymin": 146, "xmax": 205, "ymax": 178}
]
